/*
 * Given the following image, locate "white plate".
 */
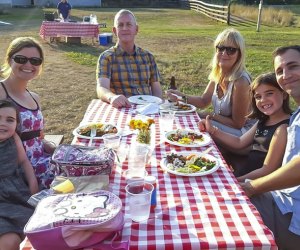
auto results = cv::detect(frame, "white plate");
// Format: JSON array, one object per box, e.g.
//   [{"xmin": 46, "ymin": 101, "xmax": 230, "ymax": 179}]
[
  {"xmin": 128, "ymin": 95, "xmax": 163, "ymax": 105},
  {"xmin": 160, "ymin": 102, "xmax": 196, "ymax": 114},
  {"xmin": 165, "ymin": 129, "xmax": 211, "ymax": 147},
  {"xmin": 73, "ymin": 123, "xmax": 119, "ymax": 139},
  {"xmin": 160, "ymin": 151, "xmax": 220, "ymax": 177}
]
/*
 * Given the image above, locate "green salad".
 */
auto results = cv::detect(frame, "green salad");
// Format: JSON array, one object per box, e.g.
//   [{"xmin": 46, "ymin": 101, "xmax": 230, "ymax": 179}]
[{"xmin": 165, "ymin": 152, "xmax": 216, "ymax": 173}]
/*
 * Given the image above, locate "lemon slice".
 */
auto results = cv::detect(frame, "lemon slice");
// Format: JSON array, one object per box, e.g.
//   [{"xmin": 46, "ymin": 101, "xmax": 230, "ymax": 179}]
[{"xmin": 52, "ymin": 179, "xmax": 75, "ymax": 194}]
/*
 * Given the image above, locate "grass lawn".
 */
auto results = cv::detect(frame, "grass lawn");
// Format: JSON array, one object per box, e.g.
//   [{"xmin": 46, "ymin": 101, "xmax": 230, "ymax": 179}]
[{"xmin": 0, "ymin": 7, "xmax": 299, "ymax": 142}]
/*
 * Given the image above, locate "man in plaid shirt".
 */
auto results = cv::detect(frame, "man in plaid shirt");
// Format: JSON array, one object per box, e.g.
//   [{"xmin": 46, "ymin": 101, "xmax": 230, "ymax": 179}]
[{"xmin": 96, "ymin": 9, "xmax": 163, "ymax": 108}]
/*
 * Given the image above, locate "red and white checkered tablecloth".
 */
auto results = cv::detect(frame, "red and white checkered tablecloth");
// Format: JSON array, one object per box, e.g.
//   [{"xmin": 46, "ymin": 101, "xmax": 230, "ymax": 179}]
[
  {"xmin": 21, "ymin": 99, "xmax": 277, "ymax": 250},
  {"xmin": 39, "ymin": 21, "xmax": 99, "ymax": 39}
]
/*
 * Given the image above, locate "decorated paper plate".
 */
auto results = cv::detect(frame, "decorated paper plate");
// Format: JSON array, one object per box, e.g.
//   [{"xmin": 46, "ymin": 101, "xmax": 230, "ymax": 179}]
[
  {"xmin": 160, "ymin": 151, "xmax": 220, "ymax": 177},
  {"xmin": 73, "ymin": 123, "xmax": 118, "ymax": 139},
  {"xmin": 165, "ymin": 129, "xmax": 211, "ymax": 147},
  {"xmin": 128, "ymin": 95, "xmax": 163, "ymax": 105},
  {"xmin": 160, "ymin": 102, "xmax": 196, "ymax": 113}
]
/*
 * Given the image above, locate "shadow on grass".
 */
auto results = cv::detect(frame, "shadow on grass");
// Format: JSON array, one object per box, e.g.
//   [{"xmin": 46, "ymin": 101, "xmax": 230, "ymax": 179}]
[
  {"xmin": 49, "ymin": 41, "xmax": 105, "ymax": 57},
  {"xmin": 46, "ymin": 39, "xmax": 113, "ymax": 67}
]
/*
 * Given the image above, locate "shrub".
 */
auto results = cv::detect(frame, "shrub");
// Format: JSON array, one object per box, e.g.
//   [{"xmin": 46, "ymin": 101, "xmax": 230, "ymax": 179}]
[{"xmin": 231, "ymin": 4, "xmax": 295, "ymax": 26}]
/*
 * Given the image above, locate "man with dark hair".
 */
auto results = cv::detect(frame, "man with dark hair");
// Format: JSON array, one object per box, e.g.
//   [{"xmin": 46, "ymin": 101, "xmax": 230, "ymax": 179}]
[
  {"xmin": 57, "ymin": 0, "xmax": 71, "ymax": 21},
  {"xmin": 241, "ymin": 45, "xmax": 300, "ymax": 249}
]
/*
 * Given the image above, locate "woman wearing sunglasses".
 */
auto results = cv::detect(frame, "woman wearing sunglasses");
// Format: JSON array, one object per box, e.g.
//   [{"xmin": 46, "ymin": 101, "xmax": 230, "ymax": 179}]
[
  {"xmin": 0, "ymin": 37, "xmax": 55, "ymax": 190},
  {"xmin": 167, "ymin": 28, "xmax": 254, "ymax": 136}
]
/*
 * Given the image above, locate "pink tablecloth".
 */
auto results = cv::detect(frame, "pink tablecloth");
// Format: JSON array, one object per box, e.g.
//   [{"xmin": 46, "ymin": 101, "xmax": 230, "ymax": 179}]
[
  {"xmin": 39, "ymin": 21, "xmax": 99, "ymax": 39},
  {"xmin": 22, "ymin": 99, "xmax": 277, "ymax": 250}
]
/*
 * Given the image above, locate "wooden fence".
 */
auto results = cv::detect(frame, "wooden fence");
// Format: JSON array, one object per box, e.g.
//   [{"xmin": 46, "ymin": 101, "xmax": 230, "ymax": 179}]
[{"xmin": 180, "ymin": 0, "xmax": 234, "ymax": 25}]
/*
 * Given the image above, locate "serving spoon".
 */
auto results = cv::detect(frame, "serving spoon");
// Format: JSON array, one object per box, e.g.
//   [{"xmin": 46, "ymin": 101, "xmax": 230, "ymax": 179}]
[{"xmin": 88, "ymin": 127, "xmax": 96, "ymax": 147}]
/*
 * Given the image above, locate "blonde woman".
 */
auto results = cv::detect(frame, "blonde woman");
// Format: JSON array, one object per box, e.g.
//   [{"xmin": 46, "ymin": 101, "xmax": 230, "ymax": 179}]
[{"xmin": 167, "ymin": 28, "xmax": 253, "ymax": 136}]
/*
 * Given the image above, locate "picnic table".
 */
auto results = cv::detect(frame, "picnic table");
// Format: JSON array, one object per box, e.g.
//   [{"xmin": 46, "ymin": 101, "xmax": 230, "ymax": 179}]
[
  {"xmin": 39, "ymin": 21, "xmax": 99, "ymax": 43},
  {"xmin": 21, "ymin": 99, "xmax": 277, "ymax": 250}
]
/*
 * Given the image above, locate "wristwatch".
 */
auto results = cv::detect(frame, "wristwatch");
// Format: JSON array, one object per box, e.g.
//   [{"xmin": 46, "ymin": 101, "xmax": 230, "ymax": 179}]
[
  {"xmin": 108, "ymin": 96, "xmax": 113, "ymax": 104},
  {"xmin": 182, "ymin": 95, "xmax": 188, "ymax": 103}
]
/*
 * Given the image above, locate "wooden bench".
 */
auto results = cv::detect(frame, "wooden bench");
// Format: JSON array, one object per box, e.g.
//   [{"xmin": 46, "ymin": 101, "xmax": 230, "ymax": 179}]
[
  {"xmin": 44, "ymin": 134, "xmax": 64, "ymax": 146},
  {"xmin": 65, "ymin": 37, "xmax": 81, "ymax": 44}
]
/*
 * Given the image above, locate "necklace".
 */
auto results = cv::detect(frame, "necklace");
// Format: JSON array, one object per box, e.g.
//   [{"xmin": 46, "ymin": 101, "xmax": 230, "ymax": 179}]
[{"xmin": 216, "ymin": 84, "xmax": 225, "ymax": 115}]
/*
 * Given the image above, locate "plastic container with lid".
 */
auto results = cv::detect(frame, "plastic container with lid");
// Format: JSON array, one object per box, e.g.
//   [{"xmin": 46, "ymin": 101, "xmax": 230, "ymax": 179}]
[{"xmin": 145, "ymin": 175, "xmax": 157, "ymax": 210}]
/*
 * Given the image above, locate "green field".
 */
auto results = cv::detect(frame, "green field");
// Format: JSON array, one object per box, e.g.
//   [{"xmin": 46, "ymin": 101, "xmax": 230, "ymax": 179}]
[
  {"xmin": 62, "ymin": 8, "xmax": 298, "ymax": 94},
  {"xmin": 0, "ymin": 7, "xmax": 299, "ymax": 141}
]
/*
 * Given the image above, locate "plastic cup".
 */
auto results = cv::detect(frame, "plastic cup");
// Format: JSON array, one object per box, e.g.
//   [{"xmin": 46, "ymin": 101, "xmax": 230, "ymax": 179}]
[
  {"xmin": 159, "ymin": 110, "xmax": 175, "ymax": 132},
  {"xmin": 123, "ymin": 169, "xmax": 148, "ymax": 184},
  {"xmin": 127, "ymin": 144, "xmax": 149, "ymax": 177},
  {"xmin": 125, "ymin": 181, "xmax": 153, "ymax": 222},
  {"xmin": 102, "ymin": 133, "xmax": 121, "ymax": 150},
  {"xmin": 115, "ymin": 143, "xmax": 129, "ymax": 165}
]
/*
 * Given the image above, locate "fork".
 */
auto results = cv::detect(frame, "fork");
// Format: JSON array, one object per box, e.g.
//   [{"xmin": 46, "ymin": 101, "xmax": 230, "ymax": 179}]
[
  {"xmin": 88, "ymin": 127, "xmax": 96, "ymax": 147},
  {"xmin": 198, "ymin": 146, "xmax": 214, "ymax": 158}
]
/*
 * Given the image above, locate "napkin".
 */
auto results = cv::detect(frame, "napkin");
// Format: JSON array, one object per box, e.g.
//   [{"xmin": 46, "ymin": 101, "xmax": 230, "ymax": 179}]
[{"xmin": 136, "ymin": 103, "xmax": 159, "ymax": 115}]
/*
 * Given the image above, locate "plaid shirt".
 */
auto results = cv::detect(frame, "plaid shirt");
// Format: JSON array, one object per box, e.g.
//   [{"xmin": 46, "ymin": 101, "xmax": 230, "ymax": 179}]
[{"xmin": 97, "ymin": 44, "xmax": 160, "ymax": 97}]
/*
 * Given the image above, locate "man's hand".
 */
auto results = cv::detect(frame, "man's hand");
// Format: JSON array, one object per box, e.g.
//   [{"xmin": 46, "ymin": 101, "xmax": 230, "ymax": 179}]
[
  {"xmin": 240, "ymin": 181, "xmax": 257, "ymax": 198},
  {"xmin": 110, "ymin": 95, "xmax": 132, "ymax": 108}
]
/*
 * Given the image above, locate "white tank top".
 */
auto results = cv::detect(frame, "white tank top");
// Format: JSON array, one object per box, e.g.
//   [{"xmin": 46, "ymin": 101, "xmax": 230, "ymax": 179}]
[{"xmin": 211, "ymin": 71, "xmax": 251, "ymax": 117}]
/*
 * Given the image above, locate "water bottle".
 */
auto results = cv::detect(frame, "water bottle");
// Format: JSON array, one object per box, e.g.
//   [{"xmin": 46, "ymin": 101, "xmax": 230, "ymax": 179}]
[
  {"xmin": 90, "ymin": 14, "xmax": 94, "ymax": 24},
  {"xmin": 168, "ymin": 76, "xmax": 177, "ymax": 90},
  {"xmin": 167, "ymin": 76, "xmax": 177, "ymax": 103},
  {"xmin": 90, "ymin": 14, "xmax": 98, "ymax": 24},
  {"xmin": 93, "ymin": 15, "xmax": 98, "ymax": 24},
  {"xmin": 145, "ymin": 175, "xmax": 157, "ymax": 211}
]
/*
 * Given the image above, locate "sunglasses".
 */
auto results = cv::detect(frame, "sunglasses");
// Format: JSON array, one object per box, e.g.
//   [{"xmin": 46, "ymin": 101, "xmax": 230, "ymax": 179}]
[
  {"xmin": 12, "ymin": 55, "xmax": 43, "ymax": 66},
  {"xmin": 216, "ymin": 46, "xmax": 239, "ymax": 56}
]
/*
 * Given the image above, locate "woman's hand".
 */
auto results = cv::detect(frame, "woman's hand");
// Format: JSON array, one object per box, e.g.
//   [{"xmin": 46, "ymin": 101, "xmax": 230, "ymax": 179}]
[
  {"xmin": 198, "ymin": 119, "xmax": 206, "ymax": 132},
  {"xmin": 43, "ymin": 139, "xmax": 56, "ymax": 154},
  {"xmin": 198, "ymin": 115, "xmax": 214, "ymax": 133},
  {"xmin": 198, "ymin": 110, "xmax": 211, "ymax": 119},
  {"xmin": 166, "ymin": 89, "xmax": 183, "ymax": 102}
]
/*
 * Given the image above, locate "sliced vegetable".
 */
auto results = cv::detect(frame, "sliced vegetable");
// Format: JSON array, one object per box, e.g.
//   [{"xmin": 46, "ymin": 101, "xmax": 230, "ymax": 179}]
[
  {"xmin": 165, "ymin": 153, "xmax": 216, "ymax": 174},
  {"xmin": 167, "ymin": 130, "xmax": 204, "ymax": 145}
]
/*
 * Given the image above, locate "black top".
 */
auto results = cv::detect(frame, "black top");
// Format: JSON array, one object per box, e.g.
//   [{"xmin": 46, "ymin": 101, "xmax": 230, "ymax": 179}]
[{"xmin": 237, "ymin": 118, "xmax": 290, "ymax": 177}]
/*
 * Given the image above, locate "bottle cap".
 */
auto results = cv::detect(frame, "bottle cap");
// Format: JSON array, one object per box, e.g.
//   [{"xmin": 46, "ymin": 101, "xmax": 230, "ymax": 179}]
[{"xmin": 145, "ymin": 175, "xmax": 156, "ymax": 184}]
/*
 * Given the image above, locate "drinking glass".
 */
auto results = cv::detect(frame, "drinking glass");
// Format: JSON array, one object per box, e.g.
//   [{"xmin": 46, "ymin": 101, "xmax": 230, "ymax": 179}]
[
  {"xmin": 115, "ymin": 143, "xmax": 129, "ymax": 165},
  {"xmin": 123, "ymin": 169, "xmax": 148, "ymax": 184},
  {"xmin": 125, "ymin": 181, "xmax": 153, "ymax": 222},
  {"xmin": 127, "ymin": 144, "xmax": 149, "ymax": 177},
  {"xmin": 159, "ymin": 110, "xmax": 175, "ymax": 132},
  {"xmin": 102, "ymin": 133, "xmax": 121, "ymax": 150}
]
